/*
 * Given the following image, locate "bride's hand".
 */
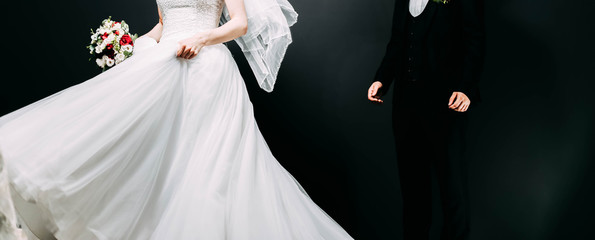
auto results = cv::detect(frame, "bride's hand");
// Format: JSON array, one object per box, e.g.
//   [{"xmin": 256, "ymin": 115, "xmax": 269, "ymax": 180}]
[{"xmin": 176, "ymin": 33, "xmax": 207, "ymax": 59}]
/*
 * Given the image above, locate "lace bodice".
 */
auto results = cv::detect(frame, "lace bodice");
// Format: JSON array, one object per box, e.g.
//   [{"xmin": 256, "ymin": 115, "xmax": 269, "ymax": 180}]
[
  {"xmin": 157, "ymin": 0, "xmax": 224, "ymax": 41},
  {"xmin": 155, "ymin": 0, "xmax": 297, "ymax": 92}
]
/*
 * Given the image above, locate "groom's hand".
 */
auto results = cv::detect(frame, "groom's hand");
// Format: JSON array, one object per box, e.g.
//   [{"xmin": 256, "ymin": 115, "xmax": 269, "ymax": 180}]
[
  {"xmin": 368, "ymin": 81, "xmax": 384, "ymax": 103},
  {"xmin": 448, "ymin": 92, "xmax": 471, "ymax": 112}
]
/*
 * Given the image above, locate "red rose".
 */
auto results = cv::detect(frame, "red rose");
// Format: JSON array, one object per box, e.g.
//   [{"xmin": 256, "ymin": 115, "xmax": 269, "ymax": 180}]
[
  {"xmin": 120, "ymin": 34, "xmax": 133, "ymax": 46},
  {"xmin": 105, "ymin": 49, "xmax": 115, "ymax": 58},
  {"xmin": 106, "ymin": 44, "xmax": 114, "ymax": 50},
  {"xmin": 101, "ymin": 32, "xmax": 109, "ymax": 40},
  {"xmin": 114, "ymin": 30, "xmax": 120, "ymax": 35}
]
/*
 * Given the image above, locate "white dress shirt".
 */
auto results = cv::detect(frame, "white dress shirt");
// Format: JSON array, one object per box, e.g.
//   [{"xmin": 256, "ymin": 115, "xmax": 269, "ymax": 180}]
[{"xmin": 409, "ymin": 0, "xmax": 429, "ymax": 17}]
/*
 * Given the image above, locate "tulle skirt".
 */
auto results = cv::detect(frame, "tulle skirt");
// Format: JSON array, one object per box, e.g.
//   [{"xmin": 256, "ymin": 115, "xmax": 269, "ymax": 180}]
[{"xmin": 0, "ymin": 38, "xmax": 352, "ymax": 239}]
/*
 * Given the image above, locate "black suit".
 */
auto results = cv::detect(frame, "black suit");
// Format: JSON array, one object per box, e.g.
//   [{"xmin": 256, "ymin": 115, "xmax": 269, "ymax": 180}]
[{"xmin": 374, "ymin": 0, "xmax": 485, "ymax": 239}]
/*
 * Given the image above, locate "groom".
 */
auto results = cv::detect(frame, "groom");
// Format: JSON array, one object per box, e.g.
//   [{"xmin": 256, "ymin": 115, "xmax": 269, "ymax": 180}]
[{"xmin": 368, "ymin": 0, "xmax": 484, "ymax": 239}]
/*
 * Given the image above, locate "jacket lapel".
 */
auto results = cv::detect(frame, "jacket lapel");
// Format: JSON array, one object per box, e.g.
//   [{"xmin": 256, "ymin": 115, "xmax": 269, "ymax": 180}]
[
  {"xmin": 417, "ymin": 0, "xmax": 438, "ymax": 35},
  {"xmin": 396, "ymin": 0, "xmax": 439, "ymax": 35},
  {"xmin": 395, "ymin": 0, "xmax": 409, "ymax": 33}
]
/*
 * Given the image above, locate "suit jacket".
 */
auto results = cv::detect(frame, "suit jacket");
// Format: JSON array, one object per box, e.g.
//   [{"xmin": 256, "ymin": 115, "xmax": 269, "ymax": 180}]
[{"xmin": 374, "ymin": 0, "xmax": 485, "ymax": 102}]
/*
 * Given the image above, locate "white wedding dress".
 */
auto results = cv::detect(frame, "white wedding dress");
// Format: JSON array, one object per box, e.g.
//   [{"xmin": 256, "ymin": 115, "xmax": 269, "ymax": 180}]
[{"xmin": 0, "ymin": 0, "xmax": 353, "ymax": 239}]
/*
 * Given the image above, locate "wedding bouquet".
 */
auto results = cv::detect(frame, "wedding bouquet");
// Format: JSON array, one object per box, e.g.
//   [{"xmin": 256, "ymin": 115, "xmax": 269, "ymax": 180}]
[{"xmin": 87, "ymin": 17, "xmax": 137, "ymax": 70}]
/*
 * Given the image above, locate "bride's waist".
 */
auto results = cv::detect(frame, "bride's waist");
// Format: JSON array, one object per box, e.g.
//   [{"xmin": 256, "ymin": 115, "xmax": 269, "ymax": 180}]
[
  {"xmin": 161, "ymin": 26, "xmax": 214, "ymax": 42},
  {"xmin": 160, "ymin": 15, "xmax": 218, "ymax": 42}
]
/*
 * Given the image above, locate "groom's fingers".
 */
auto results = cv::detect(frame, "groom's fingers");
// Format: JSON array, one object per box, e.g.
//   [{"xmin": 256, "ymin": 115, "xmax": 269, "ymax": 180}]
[
  {"xmin": 451, "ymin": 97, "xmax": 463, "ymax": 109},
  {"xmin": 368, "ymin": 92, "xmax": 377, "ymax": 102},
  {"xmin": 463, "ymin": 102, "xmax": 470, "ymax": 112},
  {"xmin": 461, "ymin": 102, "xmax": 468, "ymax": 112},
  {"xmin": 368, "ymin": 86, "xmax": 383, "ymax": 103},
  {"xmin": 456, "ymin": 100, "xmax": 470, "ymax": 112},
  {"xmin": 368, "ymin": 87, "xmax": 375, "ymax": 100},
  {"xmin": 370, "ymin": 88, "xmax": 379, "ymax": 100},
  {"xmin": 448, "ymin": 93, "xmax": 457, "ymax": 106}
]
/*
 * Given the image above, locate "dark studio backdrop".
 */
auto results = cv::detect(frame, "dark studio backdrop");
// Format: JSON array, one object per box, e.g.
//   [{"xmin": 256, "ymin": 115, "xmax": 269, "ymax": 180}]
[{"xmin": 2, "ymin": 0, "xmax": 594, "ymax": 239}]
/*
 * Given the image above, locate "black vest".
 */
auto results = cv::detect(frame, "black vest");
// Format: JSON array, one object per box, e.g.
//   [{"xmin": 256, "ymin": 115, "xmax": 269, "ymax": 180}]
[{"xmin": 404, "ymin": 9, "xmax": 431, "ymax": 83}]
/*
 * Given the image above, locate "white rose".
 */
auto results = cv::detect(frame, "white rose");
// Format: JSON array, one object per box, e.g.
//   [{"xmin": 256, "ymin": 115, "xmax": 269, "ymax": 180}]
[
  {"xmin": 105, "ymin": 34, "xmax": 115, "ymax": 43},
  {"xmin": 106, "ymin": 58, "xmax": 115, "ymax": 67},
  {"xmin": 95, "ymin": 44, "xmax": 104, "ymax": 54},
  {"xmin": 122, "ymin": 44, "xmax": 133, "ymax": 53},
  {"xmin": 96, "ymin": 58, "xmax": 106, "ymax": 68},
  {"xmin": 113, "ymin": 23, "xmax": 122, "ymax": 30},
  {"xmin": 115, "ymin": 53, "xmax": 125, "ymax": 64}
]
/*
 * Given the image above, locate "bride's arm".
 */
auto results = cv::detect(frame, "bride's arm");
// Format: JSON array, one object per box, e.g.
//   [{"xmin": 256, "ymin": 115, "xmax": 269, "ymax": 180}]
[
  {"xmin": 177, "ymin": 0, "xmax": 248, "ymax": 59},
  {"xmin": 141, "ymin": 8, "xmax": 164, "ymax": 42}
]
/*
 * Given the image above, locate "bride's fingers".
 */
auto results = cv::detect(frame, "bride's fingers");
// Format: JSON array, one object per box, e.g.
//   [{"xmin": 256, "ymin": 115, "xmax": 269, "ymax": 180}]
[
  {"xmin": 177, "ymin": 45, "xmax": 186, "ymax": 57},
  {"xmin": 181, "ymin": 46, "xmax": 190, "ymax": 57},
  {"xmin": 183, "ymin": 48, "xmax": 192, "ymax": 59},
  {"xmin": 189, "ymin": 47, "xmax": 201, "ymax": 59},
  {"xmin": 180, "ymin": 48, "xmax": 188, "ymax": 58},
  {"xmin": 188, "ymin": 47, "xmax": 198, "ymax": 59},
  {"xmin": 187, "ymin": 47, "xmax": 197, "ymax": 59},
  {"xmin": 177, "ymin": 45, "xmax": 201, "ymax": 59}
]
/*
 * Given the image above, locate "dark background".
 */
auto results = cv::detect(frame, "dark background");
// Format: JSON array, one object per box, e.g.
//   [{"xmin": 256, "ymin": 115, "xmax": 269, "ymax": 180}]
[{"xmin": 3, "ymin": 0, "xmax": 594, "ymax": 239}]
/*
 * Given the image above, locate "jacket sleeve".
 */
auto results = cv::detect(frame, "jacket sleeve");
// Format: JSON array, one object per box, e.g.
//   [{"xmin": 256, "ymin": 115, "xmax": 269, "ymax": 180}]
[
  {"xmin": 373, "ymin": 1, "xmax": 403, "ymax": 90},
  {"xmin": 457, "ymin": 0, "xmax": 486, "ymax": 102}
]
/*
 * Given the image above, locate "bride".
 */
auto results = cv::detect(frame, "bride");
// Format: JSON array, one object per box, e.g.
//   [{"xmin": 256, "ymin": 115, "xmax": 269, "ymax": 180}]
[{"xmin": 0, "ymin": 0, "xmax": 353, "ymax": 239}]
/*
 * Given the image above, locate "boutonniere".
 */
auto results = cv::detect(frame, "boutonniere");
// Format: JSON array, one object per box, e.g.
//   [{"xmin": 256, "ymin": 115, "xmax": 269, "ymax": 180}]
[{"xmin": 433, "ymin": 0, "xmax": 451, "ymax": 4}]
